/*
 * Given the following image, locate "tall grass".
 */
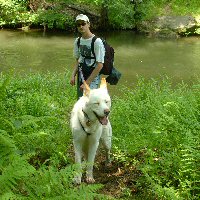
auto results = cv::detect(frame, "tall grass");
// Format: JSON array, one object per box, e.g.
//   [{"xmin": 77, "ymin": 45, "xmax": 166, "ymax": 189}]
[{"xmin": 0, "ymin": 72, "xmax": 199, "ymax": 199}]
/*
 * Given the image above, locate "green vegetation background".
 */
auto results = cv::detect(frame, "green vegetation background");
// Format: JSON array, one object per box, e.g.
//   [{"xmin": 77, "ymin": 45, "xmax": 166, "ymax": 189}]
[
  {"xmin": 0, "ymin": 0, "xmax": 200, "ymax": 30},
  {"xmin": 0, "ymin": 72, "xmax": 199, "ymax": 199},
  {"xmin": 1, "ymin": 0, "xmax": 200, "ymax": 199}
]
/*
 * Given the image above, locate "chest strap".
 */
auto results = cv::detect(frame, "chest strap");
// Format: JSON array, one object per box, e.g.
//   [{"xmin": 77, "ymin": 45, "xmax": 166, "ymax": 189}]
[{"xmin": 77, "ymin": 36, "xmax": 97, "ymax": 66}]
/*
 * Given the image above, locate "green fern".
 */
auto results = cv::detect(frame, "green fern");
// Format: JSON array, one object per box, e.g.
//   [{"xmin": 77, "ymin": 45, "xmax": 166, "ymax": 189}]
[
  {"xmin": 0, "ymin": 117, "xmax": 15, "ymax": 134},
  {"xmin": 0, "ymin": 74, "xmax": 10, "ymax": 100},
  {"xmin": 178, "ymin": 131, "xmax": 200, "ymax": 199},
  {"xmin": 0, "ymin": 192, "xmax": 20, "ymax": 200},
  {"xmin": 0, "ymin": 132, "xmax": 35, "ymax": 195},
  {"xmin": 0, "ymin": 131, "xmax": 17, "ymax": 167},
  {"xmin": 23, "ymin": 165, "xmax": 106, "ymax": 200}
]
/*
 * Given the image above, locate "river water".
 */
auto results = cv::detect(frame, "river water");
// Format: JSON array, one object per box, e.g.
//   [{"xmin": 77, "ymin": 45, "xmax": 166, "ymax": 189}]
[{"xmin": 0, "ymin": 29, "xmax": 200, "ymax": 90}]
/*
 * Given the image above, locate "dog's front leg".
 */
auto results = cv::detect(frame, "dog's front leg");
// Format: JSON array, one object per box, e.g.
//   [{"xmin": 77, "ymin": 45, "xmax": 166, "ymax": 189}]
[
  {"xmin": 73, "ymin": 142, "xmax": 83, "ymax": 184},
  {"xmin": 86, "ymin": 139, "xmax": 99, "ymax": 183},
  {"xmin": 102, "ymin": 122, "xmax": 112, "ymax": 165}
]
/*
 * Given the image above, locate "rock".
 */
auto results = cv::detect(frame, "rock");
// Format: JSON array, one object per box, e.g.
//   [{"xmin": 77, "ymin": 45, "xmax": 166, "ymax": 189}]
[{"xmin": 137, "ymin": 16, "xmax": 200, "ymax": 38}]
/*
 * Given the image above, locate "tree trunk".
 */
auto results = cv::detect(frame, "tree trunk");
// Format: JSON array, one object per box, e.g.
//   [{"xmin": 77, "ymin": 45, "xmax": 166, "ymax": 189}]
[{"xmin": 99, "ymin": 0, "xmax": 109, "ymax": 30}]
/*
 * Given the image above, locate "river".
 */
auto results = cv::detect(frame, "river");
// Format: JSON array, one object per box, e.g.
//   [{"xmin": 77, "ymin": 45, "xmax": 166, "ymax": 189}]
[{"xmin": 0, "ymin": 29, "xmax": 200, "ymax": 90}]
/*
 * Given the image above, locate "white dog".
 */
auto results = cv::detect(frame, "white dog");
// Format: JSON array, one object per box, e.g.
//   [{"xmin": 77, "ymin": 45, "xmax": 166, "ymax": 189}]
[{"xmin": 70, "ymin": 78, "xmax": 112, "ymax": 184}]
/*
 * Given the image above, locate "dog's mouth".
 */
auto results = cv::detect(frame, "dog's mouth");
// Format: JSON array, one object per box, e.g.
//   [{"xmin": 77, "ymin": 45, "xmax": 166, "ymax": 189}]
[{"xmin": 94, "ymin": 112, "xmax": 109, "ymax": 125}]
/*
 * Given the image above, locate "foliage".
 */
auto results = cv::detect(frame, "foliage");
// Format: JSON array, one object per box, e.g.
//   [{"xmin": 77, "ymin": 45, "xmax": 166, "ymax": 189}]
[
  {"xmin": 107, "ymin": 0, "xmax": 135, "ymax": 29},
  {"xmin": 170, "ymin": 0, "xmax": 200, "ymax": 15},
  {"xmin": 111, "ymin": 77, "xmax": 200, "ymax": 199},
  {"xmin": 1, "ymin": 0, "xmax": 200, "ymax": 30},
  {"xmin": 136, "ymin": 0, "xmax": 200, "ymax": 21},
  {"xmin": 0, "ymin": 72, "xmax": 106, "ymax": 199},
  {"xmin": 0, "ymin": 72, "xmax": 199, "ymax": 199},
  {"xmin": 0, "ymin": 0, "xmax": 74, "ymax": 29},
  {"xmin": 74, "ymin": 0, "xmax": 136, "ymax": 29},
  {"xmin": 0, "ymin": 0, "xmax": 37, "ymax": 27},
  {"xmin": 37, "ymin": 8, "xmax": 74, "ymax": 30}
]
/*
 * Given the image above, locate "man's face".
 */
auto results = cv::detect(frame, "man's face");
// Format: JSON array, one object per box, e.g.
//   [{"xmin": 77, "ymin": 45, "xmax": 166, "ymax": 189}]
[{"xmin": 76, "ymin": 20, "xmax": 90, "ymax": 34}]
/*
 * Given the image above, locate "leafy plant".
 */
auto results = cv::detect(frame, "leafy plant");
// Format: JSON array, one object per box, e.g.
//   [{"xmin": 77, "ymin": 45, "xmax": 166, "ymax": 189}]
[
  {"xmin": 108, "ymin": 0, "xmax": 136, "ymax": 29},
  {"xmin": 0, "ymin": 72, "xmax": 109, "ymax": 199},
  {"xmin": 37, "ymin": 8, "xmax": 74, "ymax": 30},
  {"xmin": 0, "ymin": 72, "xmax": 199, "ymax": 199},
  {"xmin": 0, "ymin": 0, "xmax": 35, "ymax": 27},
  {"xmin": 111, "ymin": 77, "xmax": 200, "ymax": 199}
]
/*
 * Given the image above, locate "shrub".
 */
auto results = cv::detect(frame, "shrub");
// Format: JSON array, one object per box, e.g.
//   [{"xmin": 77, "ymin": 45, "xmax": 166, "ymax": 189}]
[
  {"xmin": 0, "ymin": 73, "xmax": 199, "ymax": 199},
  {"xmin": 111, "ymin": 77, "xmax": 200, "ymax": 199},
  {"xmin": 0, "ymin": 72, "xmax": 107, "ymax": 199}
]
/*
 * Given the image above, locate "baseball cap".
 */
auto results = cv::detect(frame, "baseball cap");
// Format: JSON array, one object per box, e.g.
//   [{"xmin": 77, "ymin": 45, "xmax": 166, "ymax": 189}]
[{"xmin": 75, "ymin": 14, "xmax": 90, "ymax": 22}]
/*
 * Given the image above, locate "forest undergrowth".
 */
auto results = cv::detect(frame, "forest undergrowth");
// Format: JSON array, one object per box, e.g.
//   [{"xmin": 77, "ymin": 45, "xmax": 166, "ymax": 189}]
[{"xmin": 0, "ymin": 72, "xmax": 199, "ymax": 199}]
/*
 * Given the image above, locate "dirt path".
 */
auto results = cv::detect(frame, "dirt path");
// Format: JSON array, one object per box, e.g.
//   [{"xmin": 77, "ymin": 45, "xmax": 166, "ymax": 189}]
[
  {"xmin": 68, "ymin": 145, "xmax": 142, "ymax": 199},
  {"xmin": 93, "ymin": 153, "xmax": 140, "ymax": 199}
]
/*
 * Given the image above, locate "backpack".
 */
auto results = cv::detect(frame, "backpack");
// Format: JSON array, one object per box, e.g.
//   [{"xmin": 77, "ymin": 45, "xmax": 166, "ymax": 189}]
[{"xmin": 77, "ymin": 36, "xmax": 114, "ymax": 75}]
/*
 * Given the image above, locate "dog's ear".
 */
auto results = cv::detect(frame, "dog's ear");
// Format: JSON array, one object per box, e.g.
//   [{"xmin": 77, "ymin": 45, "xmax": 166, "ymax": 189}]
[
  {"xmin": 100, "ymin": 78, "xmax": 107, "ymax": 89},
  {"xmin": 83, "ymin": 80, "xmax": 90, "ymax": 97}
]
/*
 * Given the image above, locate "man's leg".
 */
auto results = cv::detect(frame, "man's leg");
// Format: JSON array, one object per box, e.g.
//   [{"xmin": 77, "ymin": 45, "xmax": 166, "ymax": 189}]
[{"xmin": 77, "ymin": 72, "xmax": 83, "ymax": 99}]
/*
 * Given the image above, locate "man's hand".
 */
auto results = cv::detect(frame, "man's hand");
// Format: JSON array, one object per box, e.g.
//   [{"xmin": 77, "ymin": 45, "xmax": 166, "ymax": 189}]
[
  {"xmin": 70, "ymin": 60, "xmax": 79, "ymax": 86},
  {"xmin": 70, "ymin": 76, "xmax": 76, "ymax": 86},
  {"xmin": 80, "ymin": 80, "xmax": 90, "ymax": 90},
  {"xmin": 79, "ymin": 62, "xmax": 103, "ymax": 90}
]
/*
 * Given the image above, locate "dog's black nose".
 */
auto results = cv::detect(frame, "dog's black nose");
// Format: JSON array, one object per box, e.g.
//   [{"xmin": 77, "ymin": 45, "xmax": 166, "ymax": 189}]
[{"xmin": 104, "ymin": 109, "xmax": 110, "ymax": 116}]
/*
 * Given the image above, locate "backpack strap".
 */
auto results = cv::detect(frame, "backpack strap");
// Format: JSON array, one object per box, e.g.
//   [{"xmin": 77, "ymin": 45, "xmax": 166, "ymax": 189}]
[
  {"xmin": 76, "ymin": 36, "xmax": 97, "ymax": 54},
  {"xmin": 91, "ymin": 36, "xmax": 97, "ymax": 58},
  {"xmin": 77, "ymin": 37, "xmax": 80, "ymax": 48}
]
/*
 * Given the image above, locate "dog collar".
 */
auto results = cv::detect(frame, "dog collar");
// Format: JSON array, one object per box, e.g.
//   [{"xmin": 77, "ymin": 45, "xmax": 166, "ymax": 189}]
[
  {"xmin": 79, "ymin": 119, "xmax": 91, "ymax": 136},
  {"xmin": 82, "ymin": 109, "xmax": 91, "ymax": 126},
  {"xmin": 79, "ymin": 109, "xmax": 92, "ymax": 136}
]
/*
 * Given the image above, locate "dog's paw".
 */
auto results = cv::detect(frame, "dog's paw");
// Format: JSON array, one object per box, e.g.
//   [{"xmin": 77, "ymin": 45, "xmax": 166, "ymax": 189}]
[
  {"xmin": 86, "ymin": 177, "xmax": 95, "ymax": 184},
  {"xmin": 105, "ymin": 158, "xmax": 112, "ymax": 167},
  {"xmin": 73, "ymin": 176, "xmax": 82, "ymax": 185},
  {"xmin": 105, "ymin": 162, "xmax": 112, "ymax": 168}
]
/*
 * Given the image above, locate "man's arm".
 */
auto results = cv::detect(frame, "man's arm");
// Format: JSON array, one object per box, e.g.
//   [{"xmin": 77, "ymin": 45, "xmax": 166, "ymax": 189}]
[
  {"xmin": 86, "ymin": 62, "xmax": 103, "ymax": 85},
  {"xmin": 70, "ymin": 59, "xmax": 79, "ymax": 86},
  {"xmin": 79, "ymin": 62, "xmax": 103, "ymax": 89}
]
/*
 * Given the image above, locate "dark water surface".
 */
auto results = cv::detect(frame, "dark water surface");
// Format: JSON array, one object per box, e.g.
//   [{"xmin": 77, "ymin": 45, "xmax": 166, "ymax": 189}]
[{"xmin": 1, "ymin": 29, "xmax": 200, "ymax": 93}]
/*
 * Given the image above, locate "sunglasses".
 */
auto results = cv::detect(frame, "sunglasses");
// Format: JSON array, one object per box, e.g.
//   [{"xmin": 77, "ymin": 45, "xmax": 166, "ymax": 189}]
[{"xmin": 76, "ymin": 22, "xmax": 87, "ymax": 27}]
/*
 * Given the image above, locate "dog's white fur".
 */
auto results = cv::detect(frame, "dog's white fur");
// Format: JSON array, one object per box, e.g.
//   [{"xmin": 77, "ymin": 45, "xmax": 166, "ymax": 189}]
[{"xmin": 70, "ymin": 78, "xmax": 112, "ymax": 184}]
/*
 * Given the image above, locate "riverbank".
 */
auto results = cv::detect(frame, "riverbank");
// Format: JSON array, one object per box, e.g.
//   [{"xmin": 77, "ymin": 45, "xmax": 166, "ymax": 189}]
[
  {"xmin": 0, "ymin": 72, "xmax": 199, "ymax": 199},
  {"xmin": 1, "ymin": 0, "xmax": 200, "ymax": 37},
  {"xmin": 135, "ymin": 1, "xmax": 200, "ymax": 37},
  {"xmin": 137, "ymin": 15, "xmax": 200, "ymax": 38}
]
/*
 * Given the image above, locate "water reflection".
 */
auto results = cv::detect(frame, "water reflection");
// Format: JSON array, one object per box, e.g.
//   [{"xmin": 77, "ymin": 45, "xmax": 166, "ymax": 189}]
[
  {"xmin": 0, "ymin": 30, "xmax": 200, "ymax": 89},
  {"xmin": 0, "ymin": 30, "xmax": 75, "ymax": 73}
]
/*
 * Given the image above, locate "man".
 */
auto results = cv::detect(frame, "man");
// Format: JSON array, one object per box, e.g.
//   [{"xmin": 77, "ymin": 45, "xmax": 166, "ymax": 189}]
[{"xmin": 70, "ymin": 14, "xmax": 105, "ymax": 98}]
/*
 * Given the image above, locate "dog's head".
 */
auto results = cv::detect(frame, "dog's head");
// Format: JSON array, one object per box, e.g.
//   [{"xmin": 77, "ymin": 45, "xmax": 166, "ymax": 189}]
[{"xmin": 83, "ymin": 78, "xmax": 111, "ymax": 125}]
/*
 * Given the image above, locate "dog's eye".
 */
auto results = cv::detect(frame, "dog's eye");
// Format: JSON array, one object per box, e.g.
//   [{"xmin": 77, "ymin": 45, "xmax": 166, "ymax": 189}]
[
  {"xmin": 105, "ymin": 100, "xmax": 110, "ymax": 104},
  {"xmin": 94, "ymin": 102, "xmax": 100, "ymax": 106}
]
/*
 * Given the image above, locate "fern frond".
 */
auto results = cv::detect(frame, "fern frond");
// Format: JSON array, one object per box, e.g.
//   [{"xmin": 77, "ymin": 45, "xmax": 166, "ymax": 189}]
[
  {"xmin": 0, "ymin": 156, "xmax": 35, "ymax": 192},
  {"xmin": 0, "ymin": 74, "xmax": 10, "ymax": 100},
  {"xmin": 23, "ymin": 165, "xmax": 106, "ymax": 199},
  {"xmin": 0, "ymin": 192, "xmax": 18, "ymax": 200},
  {"xmin": 0, "ymin": 131, "xmax": 17, "ymax": 167},
  {"xmin": 0, "ymin": 132, "xmax": 35, "ymax": 195},
  {"xmin": 0, "ymin": 118, "xmax": 15, "ymax": 134},
  {"xmin": 178, "ymin": 131, "xmax": 200, "ymax": 198}
]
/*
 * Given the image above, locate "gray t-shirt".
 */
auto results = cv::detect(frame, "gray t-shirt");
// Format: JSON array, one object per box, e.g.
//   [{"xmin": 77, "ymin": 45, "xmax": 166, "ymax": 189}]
[{"xmin": 73, "ymin": 35, "xmax": 105, "ymax": 67}]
